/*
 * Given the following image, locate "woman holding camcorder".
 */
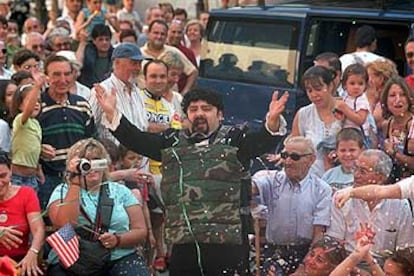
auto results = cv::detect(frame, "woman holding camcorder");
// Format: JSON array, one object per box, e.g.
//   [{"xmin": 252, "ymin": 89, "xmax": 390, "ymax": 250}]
[{"xmin": 47, "ymin": 138, "xmax": 149, "ymax": 275}]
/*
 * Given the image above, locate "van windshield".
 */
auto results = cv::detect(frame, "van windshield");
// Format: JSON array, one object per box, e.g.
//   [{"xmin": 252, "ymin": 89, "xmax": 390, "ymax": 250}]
[{"xmin": 200, "ymin": 18, "xmax": 300, "ymax": 88}]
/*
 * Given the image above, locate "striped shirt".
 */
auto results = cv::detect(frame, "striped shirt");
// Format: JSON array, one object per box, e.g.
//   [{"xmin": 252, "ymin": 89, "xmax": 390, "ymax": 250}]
[
  {"xmin": 89, "ymin": 73, "xmax": 148, "ymax": 146},
  {"xmin": 38, "ymin": 91, "xmax": 96, "ymax": 175}
]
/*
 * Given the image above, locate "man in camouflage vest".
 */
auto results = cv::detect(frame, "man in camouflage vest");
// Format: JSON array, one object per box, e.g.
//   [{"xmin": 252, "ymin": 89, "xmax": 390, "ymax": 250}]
[{"xmin": 95, "ymin": 86, "xmax": 289, "ymax": 275}]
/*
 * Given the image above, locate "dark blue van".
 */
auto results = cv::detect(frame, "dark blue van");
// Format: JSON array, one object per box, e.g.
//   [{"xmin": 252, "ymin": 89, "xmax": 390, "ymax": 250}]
[{"xmin": 197, "ymin": 0, "xmax": 414, "ymax": 130}]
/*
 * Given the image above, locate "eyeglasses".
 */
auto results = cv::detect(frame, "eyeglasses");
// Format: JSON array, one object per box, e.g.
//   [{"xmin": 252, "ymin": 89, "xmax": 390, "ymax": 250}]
[
  {"xmin": 353, "ymin": 165, "xmax": 376, "ymax": 176},
  {"xmin": 406, "ymin": 52, "xmax": 414, "ymax": 59},
  {"xmin": 22, "ymin": 63, "xmax": 40, "ymax": 71},
  {"xmin": 280, "ymin": 151, "xmax": 312, "ymax": 161},
  {"xmin": 53, "ymin": 42, "xmax": 71, "ymax": 49},
  {"xmin": 31, "ymin": 44, "xmax": 45, "ymax": 50}
]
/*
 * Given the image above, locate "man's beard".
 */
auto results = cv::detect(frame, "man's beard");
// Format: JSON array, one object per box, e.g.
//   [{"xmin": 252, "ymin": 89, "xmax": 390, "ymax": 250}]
[{"xmin": 191, "ymin": 117, "xmax": 209, "ymax": 134}]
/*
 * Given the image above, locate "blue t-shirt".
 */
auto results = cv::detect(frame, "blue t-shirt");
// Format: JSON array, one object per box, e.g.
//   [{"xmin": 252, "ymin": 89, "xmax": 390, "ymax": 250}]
[
  {"xmin": 322, "ymin": 165, "xmax": 354, "ymax": 192},
  {"xmin": 47, "ymin": 181, "xmax": 139, "ymax": 263}
]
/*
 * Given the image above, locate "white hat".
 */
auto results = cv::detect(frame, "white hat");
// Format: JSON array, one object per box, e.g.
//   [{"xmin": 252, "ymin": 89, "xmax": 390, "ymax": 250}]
[{"xmin": 56, "ymin": 50, "xmax": 82, "ymax": 70}]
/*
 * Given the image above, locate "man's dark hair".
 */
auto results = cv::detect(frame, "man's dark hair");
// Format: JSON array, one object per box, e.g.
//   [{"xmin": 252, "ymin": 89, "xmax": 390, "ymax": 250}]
[
  {"xmin": 143, "ymin": 59, "xmax": 168, "ymax": 77},
  {"xmin": 91, "ymin": 24, "xmax": 112, "ymax": 39},
  {"xmin": 120, "ymin": 29, "xmax": 137, "ymax": 43},
  {"xmin": 148, "ymin": 19, "xmax": 168, "ymax": 33},
  {"xmin": 12, "ymin": 49, "xmax": 40, "ymax": 67},
  {"xmin": 0, "ymin": 16, "xmax": 7, "ymax": 28},
  {"xmin": 314, "ymin": 52, "xmax": 342, "ymax": 73},
  {"xmin": 310, "ymin": 236, "xmax": 347, "ymax": 266},
  {"xmin": 174, "ymin": 8, "xmax": 187, "ymax": 20},
  {"xmin": 11, "ymin": 71, "xmax": 32, "ymax": 85},
  {"xmin": 182, "ymin": 87, "xmax": 224, "ymax": 114},
  {"xmin": 336, "ymin": 128, "xmax": 365, "ymax": 149},
  {"xmin": 0, "ymin": 151, "xmax": 11, "ymax": 168},
  {"xmin": 44, "ymin": 54, "xmax": 71, "ymax": 75},
  {"xmin": 355, "ymin": 25, "xmax": 376, "ymax": 48},
  {"xmin": 405, "ymin": 36, "xmax": 414, "ymax": 47}
]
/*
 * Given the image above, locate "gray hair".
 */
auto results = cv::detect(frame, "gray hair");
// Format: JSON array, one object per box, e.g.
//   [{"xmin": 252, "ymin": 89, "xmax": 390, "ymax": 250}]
[
  {"xmin": 284, "ymin": 136, "xmax": 316, "ymax": 155},
  {"xmin": 360, "ymin": 149, "xmax": 392, "ymax": 177},
  {"xmin": 24, "ymin": 32, "xmax": 43, "ymax": 46},
  {"xmin": 158, "ymin": 51, "xmax": 184, "ymax": 70}
]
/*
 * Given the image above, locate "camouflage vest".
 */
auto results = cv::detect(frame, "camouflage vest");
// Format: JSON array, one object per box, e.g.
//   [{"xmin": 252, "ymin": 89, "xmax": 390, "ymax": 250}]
[{"xmin": 161, "ymin": 126, "xmax": 249, "ymax": 245}]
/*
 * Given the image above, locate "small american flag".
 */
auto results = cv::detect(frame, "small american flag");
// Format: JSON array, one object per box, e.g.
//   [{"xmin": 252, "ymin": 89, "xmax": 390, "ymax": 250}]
[{"xmin": 46, "ymin": 223, "xmax": 80, "ymax": 268}]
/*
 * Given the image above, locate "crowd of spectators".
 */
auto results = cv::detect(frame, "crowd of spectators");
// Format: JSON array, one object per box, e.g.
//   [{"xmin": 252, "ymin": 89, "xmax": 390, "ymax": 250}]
[{"xmin": 0, "ymin": 1, "xmax": 413, "ymax": 275}]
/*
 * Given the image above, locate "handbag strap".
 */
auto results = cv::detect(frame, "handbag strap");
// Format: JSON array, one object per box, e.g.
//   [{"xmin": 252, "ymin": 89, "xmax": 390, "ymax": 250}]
[{"xmin": 95, "ymin": 183, "xmax": 114, "ymax": 233}]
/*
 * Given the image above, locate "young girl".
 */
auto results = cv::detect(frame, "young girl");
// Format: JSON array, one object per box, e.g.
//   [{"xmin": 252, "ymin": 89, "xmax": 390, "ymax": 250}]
[
  {"xmin": 117, "ymin": 145, "xmax": 156, "ymax": 264},
  {"xmin": 334, "ymin": 63, "xmax": 375, "ymax": 148},
  {"xmin": 10, "ymin": 75, "xmax": 45, "ymax": 191},
  {"xmin": 322, "ymin": 128, "xmax": 365, "ymax": 192},
  {"xmin": 75, "ymin": 0, "xmax": 119, "ymax": 39}
]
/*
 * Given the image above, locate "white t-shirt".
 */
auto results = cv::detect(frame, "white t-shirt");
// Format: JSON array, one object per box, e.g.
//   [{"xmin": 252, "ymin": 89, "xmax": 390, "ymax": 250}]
[
  {"xmin": 398, "ymin": 176, "xmax": 414, "ymax": 199},
  {"xmin": 343, "ymin": 93, "xmax": 371, "ymax": 134},
  {"xmin": 340, "ymin": 51, "xmax": 384, "ymax": 72},
  {"xmin": 0, "ymin": 119, "xmax": 11, "ymax": 152}
]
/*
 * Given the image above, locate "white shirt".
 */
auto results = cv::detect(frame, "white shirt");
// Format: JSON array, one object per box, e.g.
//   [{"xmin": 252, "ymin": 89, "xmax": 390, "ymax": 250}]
[
  {"xmin": 327, "ymin": 194, "xmax": 414, "ymax": 255},
  {"xmin": 75, "ymin": 81, "xmax": 91, "ymax": 101},
  {"xmin": 89, "ymin": 73, "xmax": 148, "ymax": 145},
  {"xmin": 343, "ymin": 93, "xmax": 371, "ymax": 134},
  {"xmin": 297, "ymin": 104, "xmax": 342, "ymax": 177},
  {"xmin": 398, "ymin": 176, "xmax": 414, "ymax": 199},
  {"xmin": 0, "ymin": 119, "xmax": 11, "ymax": 152},
  {"xmin": 340, "ymin": 51, "xmax": 384, "ymax": 72}
]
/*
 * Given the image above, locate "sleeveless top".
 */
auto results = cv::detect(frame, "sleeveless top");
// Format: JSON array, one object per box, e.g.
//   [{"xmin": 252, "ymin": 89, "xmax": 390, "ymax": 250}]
[
  {"xmin": 384, "ymin": 115, "xmax": 414, "ymax": 181},
  {"xmin": 298, "ymin": 104, "xmax": 342, "ymax": 177}
]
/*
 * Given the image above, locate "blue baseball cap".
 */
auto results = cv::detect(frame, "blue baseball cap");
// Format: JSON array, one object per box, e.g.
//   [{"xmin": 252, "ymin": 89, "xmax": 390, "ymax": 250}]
[{"xmin": 112, "ymin": 42, "xmax": 145, "ymax": 61}]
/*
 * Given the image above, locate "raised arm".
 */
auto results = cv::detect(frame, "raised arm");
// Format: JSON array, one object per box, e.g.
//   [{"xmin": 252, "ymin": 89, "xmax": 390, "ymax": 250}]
[
  {"xmin": 335, "ymin": 184, "xmax": 403, "ymax": 209},
  {"xmin": 94, "ymin": 84, "xmax": 170, "ymax": 161}
]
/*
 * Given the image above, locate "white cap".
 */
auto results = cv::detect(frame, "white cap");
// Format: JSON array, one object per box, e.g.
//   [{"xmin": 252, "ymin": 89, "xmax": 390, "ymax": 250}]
[{"xmin": 56, "ymin": 50, "xmax": 82, "ymax": 70}]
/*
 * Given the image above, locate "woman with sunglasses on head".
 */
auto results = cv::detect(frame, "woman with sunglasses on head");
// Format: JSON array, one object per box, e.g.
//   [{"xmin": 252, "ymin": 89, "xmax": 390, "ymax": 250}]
[
  {"xmin": 365, "ymin": 60, "xmax": 398, "ymax": 129},
  {"xmin": 9, "ymin": 73, "xmax": 45, "ymax": 191},
  {"xmin": 291, "ymin": 66, "xmax": 342, "ymax": 177},
  {"xmin": 0, "ymin": 152, "xmax": 45, "ymax": 276},
  {"xmin": 47, "ymin": 138, "xmax": 150, "ymax": 275}
]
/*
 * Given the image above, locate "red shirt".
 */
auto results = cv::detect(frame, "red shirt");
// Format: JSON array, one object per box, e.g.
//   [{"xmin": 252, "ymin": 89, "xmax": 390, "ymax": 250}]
[
  {"xmin": 0, "ymin": 187, "xmax": 41, "ymax": 259},
  {"xmin": 405, "ymin": 75, "xmax": 414, "ymax": 91}
]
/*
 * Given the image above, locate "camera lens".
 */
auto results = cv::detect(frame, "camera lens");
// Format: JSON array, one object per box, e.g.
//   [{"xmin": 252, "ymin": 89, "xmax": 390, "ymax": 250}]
[{"xmin": 80, "ymin": 162, "xmax": 91, "ymax": 171}]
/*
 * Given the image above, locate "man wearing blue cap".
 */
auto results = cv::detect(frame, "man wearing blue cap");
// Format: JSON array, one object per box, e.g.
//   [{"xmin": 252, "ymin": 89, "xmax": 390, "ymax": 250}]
[{"xmin": 89, "ymin": 42, "xmax": 148, "ymax": 146}]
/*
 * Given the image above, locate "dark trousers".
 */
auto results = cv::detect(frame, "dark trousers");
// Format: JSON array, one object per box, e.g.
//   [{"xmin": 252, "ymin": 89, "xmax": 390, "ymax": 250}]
[
  {"xmin": 48, "ymin": 253, "xmax": 150, "ymax": 276},
  {"xmin": 169, "ymin": 242, "xmax": 250, "ymax": 276}
]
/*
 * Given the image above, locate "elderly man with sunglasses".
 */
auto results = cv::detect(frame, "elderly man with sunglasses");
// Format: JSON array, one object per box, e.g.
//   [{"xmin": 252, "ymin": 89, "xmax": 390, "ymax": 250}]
[{"xmin": 252, "ymin": 136, "xmax": 332, "ymax": 275}]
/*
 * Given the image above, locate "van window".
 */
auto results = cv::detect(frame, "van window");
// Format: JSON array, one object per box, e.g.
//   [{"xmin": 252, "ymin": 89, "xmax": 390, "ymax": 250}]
[
  {"xmin": 201, "ymin": 18, "xmax": 300, "ymax": 88},
  {"xmin": 302, "ymin": 18, "xmax": 409, "ymax": 75}
]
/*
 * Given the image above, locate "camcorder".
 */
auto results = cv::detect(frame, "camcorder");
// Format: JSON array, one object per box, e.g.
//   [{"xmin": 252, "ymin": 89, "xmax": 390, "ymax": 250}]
[{"xmin": 77, "ymin": 158, "xmax": 108, "ymax": 175}]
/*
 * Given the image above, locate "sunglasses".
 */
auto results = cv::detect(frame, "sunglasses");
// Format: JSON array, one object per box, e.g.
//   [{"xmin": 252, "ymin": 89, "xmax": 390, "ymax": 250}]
[
  {"xmin": 406, "ymin": 52, "xmax": 414, "ymax": 59},
  {"xmin": 280, "ymin": 151, "xmax": 312, "ymax": 161},
  {"xmin": 0, "ymin": 48, "xmax": 6, "ymax": 55}
]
